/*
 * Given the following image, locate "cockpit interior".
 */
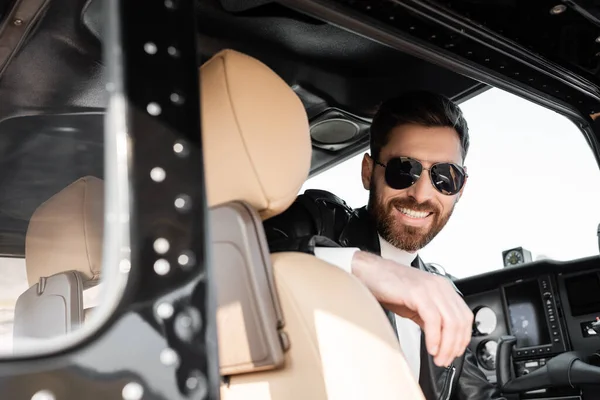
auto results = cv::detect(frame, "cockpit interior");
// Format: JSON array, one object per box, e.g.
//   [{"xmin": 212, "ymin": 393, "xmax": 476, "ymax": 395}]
[{"xmin": 2, "ymin": 1, "xmax": 600, "ymax": 400}]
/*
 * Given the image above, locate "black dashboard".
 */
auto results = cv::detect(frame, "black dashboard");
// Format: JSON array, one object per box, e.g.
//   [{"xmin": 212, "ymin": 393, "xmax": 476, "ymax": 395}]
[{"xmin": 456, "ymin": 256, "xmax": 600, "ymax": 400}]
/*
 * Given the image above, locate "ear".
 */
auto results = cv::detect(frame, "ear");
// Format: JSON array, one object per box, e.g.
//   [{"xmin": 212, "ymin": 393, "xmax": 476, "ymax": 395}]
[{"xmin": 361, "ymin": 153, "xmax": 373, "ymax": 190}]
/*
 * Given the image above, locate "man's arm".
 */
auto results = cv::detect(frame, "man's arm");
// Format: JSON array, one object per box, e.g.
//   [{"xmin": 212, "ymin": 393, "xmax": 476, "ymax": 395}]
[
  {"xmin": 312, "ymin": 247, "xmax": 359, "ymax": 274},
  {"xmin": 350, "ymin": 251, "xmax": 474, "ymax": 368}
]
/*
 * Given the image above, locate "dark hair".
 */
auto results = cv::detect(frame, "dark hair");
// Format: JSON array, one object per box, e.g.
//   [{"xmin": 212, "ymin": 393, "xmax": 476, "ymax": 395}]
[{"xmin": 369, "ymin": 91, "xmax": 470, "ymax": 162}]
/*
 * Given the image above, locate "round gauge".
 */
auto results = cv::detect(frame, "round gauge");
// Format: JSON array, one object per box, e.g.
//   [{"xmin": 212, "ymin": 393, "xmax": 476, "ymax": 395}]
[
  {"xmin": 477, "ymin": 340, "xmax": 498, "ymax": 371},
  {"xmin": 504, "ymin": 250, "xmax": 523, "ymax": 266},
  {"xmin": 474, "ymin": 307, "xmax": 497, "ymax": 335}
]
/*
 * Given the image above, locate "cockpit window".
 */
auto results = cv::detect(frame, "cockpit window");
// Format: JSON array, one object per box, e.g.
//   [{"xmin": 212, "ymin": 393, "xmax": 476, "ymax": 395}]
[{"xmin": 302, "ymin": 88, "xmax": 600, "ymax": 278}]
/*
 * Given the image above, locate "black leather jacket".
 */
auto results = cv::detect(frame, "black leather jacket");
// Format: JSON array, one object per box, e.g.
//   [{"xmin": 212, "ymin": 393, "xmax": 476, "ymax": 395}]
[{"xmin": 263, "ymin": 189, "xmax": 506, "ymax": 400}]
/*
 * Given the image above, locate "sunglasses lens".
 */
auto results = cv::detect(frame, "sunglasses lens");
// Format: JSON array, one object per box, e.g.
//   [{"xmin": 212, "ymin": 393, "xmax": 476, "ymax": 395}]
[
  {"xmin": 384, "ymin": 157, "xmax": 421, "ymax": 190},
  {"xmin": 430, "ymin": 163, "xmax": 466, "ymax": 195}
]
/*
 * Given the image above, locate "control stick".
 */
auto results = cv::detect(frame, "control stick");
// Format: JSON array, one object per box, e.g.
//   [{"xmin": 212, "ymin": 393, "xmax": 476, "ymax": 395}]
[{"xmin": 496, "ymin": 335, "xmax": 600, "ymax": 393}]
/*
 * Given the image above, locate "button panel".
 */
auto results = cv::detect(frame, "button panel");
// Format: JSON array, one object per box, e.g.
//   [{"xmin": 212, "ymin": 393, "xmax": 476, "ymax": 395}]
[
  {"xmin": 512, "ymin": 276, "xmax": 564, "ymax": 358},
  {"xmin": 541, "ymin": 276, "xmax": 563, "ymax": 349}
]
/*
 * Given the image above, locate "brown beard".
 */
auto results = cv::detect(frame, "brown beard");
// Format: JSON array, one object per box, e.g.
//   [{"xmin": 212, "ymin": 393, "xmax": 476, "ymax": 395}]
[{"xmin": 368, "ymin": 178, "xmax": 456, "ymax": 252}]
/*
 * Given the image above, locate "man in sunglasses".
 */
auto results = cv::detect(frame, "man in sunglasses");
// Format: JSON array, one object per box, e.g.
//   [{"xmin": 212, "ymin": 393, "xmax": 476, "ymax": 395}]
[{"xmin": 264, "ymin": 91, "xmax": 505, "ymax": 400}]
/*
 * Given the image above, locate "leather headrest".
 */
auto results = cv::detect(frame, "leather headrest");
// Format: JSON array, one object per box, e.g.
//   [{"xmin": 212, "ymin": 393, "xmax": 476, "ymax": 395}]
[
  {"xmin": 200, "ymin": 49, "xmax": 312, "ymax": 220},
  {"xmin": 25, "ymin": 176, "xmax": 103, "ymax": 286}
]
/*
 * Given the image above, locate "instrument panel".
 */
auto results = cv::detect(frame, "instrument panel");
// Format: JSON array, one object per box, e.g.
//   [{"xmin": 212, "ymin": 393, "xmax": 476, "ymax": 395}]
[{"xmin": 458, "ymin": 258, "xmax": 600, "ymax": 398}]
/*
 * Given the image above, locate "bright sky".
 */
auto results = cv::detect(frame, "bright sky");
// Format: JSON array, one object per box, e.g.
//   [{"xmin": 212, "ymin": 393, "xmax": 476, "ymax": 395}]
[{"xmin": 302, "ymin": 88, "xmax": 600, "ymax": 279}]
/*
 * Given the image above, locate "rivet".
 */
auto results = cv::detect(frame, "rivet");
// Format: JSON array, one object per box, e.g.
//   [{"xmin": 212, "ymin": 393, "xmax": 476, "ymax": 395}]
[
  {"xmin": 170, "ymin": 93, "xmax": 185, "ymax": 105},
  {"xmin": 165, "ymin": 0, "xmax": 176, "ymax": 9},
  {"xmin": 596, "ymin": 36, "xmax": 600, "ymax": 44},
  {"xmin": 119, "ymin": 259, "xmax": 131, "ymax": 273},
  {"xmin": 186, "ymin": 372, "xmax": 200, "ymax": 390},
  {"xmin": 156, "ymin": 302, "xmax": 174, "ymax": 319},
  {"xmin": 500, "ymin": 65, "xmax": 505, "ymax": 69},
  {"xmin": 154, "ymin": 238, "xmax": 170, "ymax": 254},
  {"xmin": 467, "ymin": 51, "xmax": 473, "ymax": 55},
  {"xmin": 150, "ymin": 167, "xmax": 166, "ymax": 182},
  {"xmin": 167, "ymin": 46, "xmax": 179, "ymax": 57},
  {"xmin": 409, "ymin": 26, "xmax": 415, "ymax": 30},
  {"xmin": 144, "ymin": 42, "xmax": 157, "ymax": 55},
  {"xmin": 179, "ymin": 314, "xmax": 192, "ymax": 328},
  {"xmin": 178, "ymin": 254, "xmax": 189, "ymax": 265},
  {"xmin": 389, "ymin": 16, "xmax": 394, "ymax": 20},
  {"xmin": 365, "ymin": 5, "xmax": 371, "ymax": 10},
  {"xmin": 431, "ymin": 34, "xmax": 436, "ymax": 39},
  {"xmin": 485, "ymin": 58, "xmax": 490, "ymax": 62},
  {"xmin": 178, "ymin": 251, "xmax": 196, "ymax": 268},
  {"xmin": 174, "ymin": 308, "xmax": 202, "ymax": 342},
  {"xmin": 173, "ymin": 140, "xmax": 189, "ymax": 157},
  {"xmin": 13, "ymin": 18, "xmax": 23, "ymax": 26},
  {"xmin": 147, "ymin": 102, "xmax": 161, "ymax": 116},
  {"xmin": 514, "ymin": 72, "xmax": 519, "ymax": 75},
  {"xmin": 174, "ymin": 194, "xmax": 192, "ymax": 211},
  {"xmin": 186, "ymin": 370, "xmax": 208, "ymax": 396},
  {"xmin": 122, "ymin": 382, "xmax": 144, "ymax": 400},
  {"xmin": 160, "ymin": 348, "xmax": 180, "ymax": 366},
  {"xmin": 31, "ymin": 390, "xmax": 55, "ymax": 400},
  {"xmin": 550, "ymin": 4, "xmax": 567, "ymax": 14},
  {"xmin": 154, "ymin": 259, "xmax": 170, "ymax": 275}
]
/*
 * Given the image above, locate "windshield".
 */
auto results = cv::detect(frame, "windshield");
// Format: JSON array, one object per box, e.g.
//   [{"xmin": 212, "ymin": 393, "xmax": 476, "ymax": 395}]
[{"xmin": 302, "ymin": 88, "xmax": 600, "ymax": 279}]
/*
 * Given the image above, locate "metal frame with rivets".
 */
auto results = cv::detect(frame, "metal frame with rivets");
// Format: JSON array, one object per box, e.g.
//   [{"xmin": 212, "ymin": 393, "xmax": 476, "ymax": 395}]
[{"xmin": 0, "ymin": 0, "xmax": 220, "ymax": 399}]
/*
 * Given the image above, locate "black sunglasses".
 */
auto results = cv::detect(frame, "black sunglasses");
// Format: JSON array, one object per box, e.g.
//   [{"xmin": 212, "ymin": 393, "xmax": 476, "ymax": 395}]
[{"xmin": 373, "ymin": 156, "xmax": 467, "ymax": 196}]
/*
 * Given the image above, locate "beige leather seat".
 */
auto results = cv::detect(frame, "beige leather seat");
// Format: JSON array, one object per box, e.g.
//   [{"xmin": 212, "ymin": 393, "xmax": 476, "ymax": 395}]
[
  {"xmin": 12, "ymin": 176, "xmax": 103, "ymax": 349},
  {"xmin": 25, "ymin": 175, "xmax": 103, "ymax": 291},
  {"xmin": 202, "ymin": 49, "xmax": 424, "ymax": 400}
]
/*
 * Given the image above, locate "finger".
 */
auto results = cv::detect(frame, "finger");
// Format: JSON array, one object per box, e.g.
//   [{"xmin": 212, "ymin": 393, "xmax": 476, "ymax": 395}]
[
  {"xmin": 433, "ymin": 282, "xmax": 465, "ymax": 366},
  {"xmin": 435, "ymin": 298, "xmax": 461, "ymax": 367},
  {"xmin": 447, "ymin": 296, "xmax": 471, "ymax": 365},
  {"xmin": 420, "ymin": 291, "xmax": 458, "ymax": 367},
  {"xmin": 416, "ymin": 299, "xmax": 443, "ymax": 359},
  {"xmin": 459, "ymin": 302, "xmax": 475, "ymax": 355}
]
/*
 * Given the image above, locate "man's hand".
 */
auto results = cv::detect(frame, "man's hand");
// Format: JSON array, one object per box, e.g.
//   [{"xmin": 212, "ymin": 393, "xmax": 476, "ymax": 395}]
[{"xmin": 351, "ymin": 250, "xmax": 474, "ymax": 368}]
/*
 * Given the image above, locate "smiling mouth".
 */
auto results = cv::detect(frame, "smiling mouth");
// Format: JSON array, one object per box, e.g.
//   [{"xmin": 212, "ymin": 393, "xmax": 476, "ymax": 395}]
[{"xmin": 396, "ymin": 206, "xmax": 433, "ymax": 219}]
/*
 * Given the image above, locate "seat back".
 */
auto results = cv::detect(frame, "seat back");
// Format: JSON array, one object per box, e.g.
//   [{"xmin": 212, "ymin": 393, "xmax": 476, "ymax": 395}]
[
  {"xmin": 12, "ymin": 271, "xmax": 84, "ymax": 351},
  {"xmin": 201, "ymin": 49, "xmax": 424, "ymax": 400},
  {"xmin": 211, "ymin": 201, "xmax": 288, "ymax": 375},
  {"xmin": 12, "ymin": 176, "xmax": 103, "ymax": 346}
]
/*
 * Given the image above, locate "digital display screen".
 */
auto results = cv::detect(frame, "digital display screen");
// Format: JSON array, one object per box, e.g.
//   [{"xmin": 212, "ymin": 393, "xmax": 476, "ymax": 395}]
[
  {"xmin": 504, "ymin": 280, "xmax": 551, "ymax": 348},
  {"xmin": 565, "ymin": 273, "xmax": 600, "ymax": 317}
]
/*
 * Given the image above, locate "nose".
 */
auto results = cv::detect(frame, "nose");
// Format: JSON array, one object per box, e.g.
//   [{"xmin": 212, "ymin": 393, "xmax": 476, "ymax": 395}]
[{"xmin": 406, "ymin": 170, "xmax": 436, "ymax": 204}]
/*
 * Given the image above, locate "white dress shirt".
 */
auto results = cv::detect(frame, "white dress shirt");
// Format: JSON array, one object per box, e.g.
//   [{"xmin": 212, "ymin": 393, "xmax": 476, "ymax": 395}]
[{"xmin": 314, "ymin": 236, "xmax": 423, "ymax": 380}]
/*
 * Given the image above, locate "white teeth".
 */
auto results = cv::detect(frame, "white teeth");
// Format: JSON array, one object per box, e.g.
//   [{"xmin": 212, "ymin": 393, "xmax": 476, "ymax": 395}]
[{"xmin": 398, "ymin": 207, "xmax": 430, "ymax": 219}]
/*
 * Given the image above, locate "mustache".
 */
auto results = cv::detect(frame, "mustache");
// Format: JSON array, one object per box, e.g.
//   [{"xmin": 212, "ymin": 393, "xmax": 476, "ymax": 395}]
[{"xmin": 389, "ymin": 197, "xmax": 438, "ymax": 213}]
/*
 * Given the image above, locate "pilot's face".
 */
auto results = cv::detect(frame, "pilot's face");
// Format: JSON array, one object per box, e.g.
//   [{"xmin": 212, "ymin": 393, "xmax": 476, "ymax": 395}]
[{"xmin": 362, "ymin": 124, "xmax": 466, "ymax": 252}]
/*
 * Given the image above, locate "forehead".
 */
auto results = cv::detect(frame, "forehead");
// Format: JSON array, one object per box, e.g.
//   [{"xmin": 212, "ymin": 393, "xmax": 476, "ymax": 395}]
[{"xmin": 381, "ymin": 124, "xmax": 463, "ymax": 165}]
